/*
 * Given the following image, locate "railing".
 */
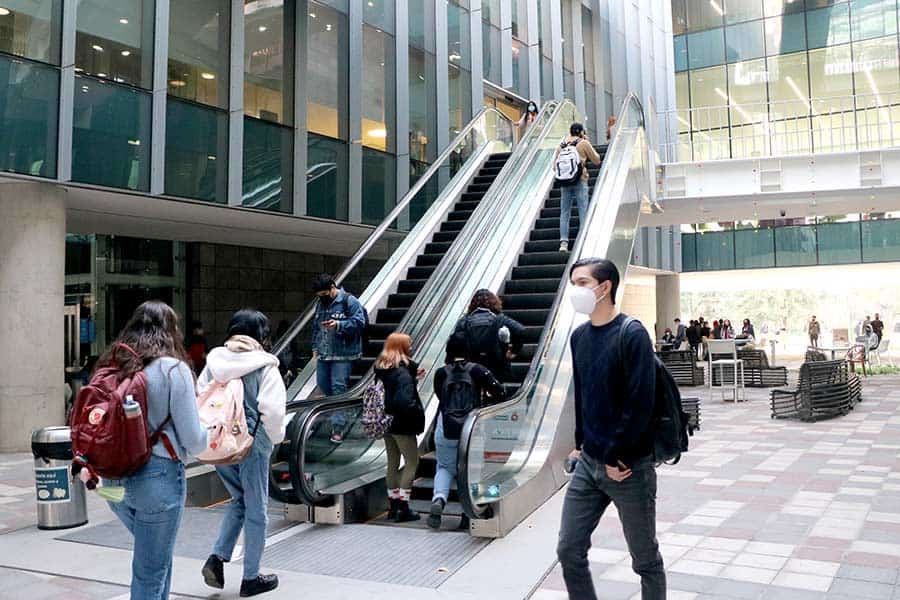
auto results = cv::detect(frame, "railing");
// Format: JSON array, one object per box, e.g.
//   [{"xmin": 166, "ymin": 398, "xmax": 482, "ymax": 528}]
[
  {"xmin": 658, "ymin": 91, "xmax": 900, "ymax": 163},
  {"xmin": 457, "ymin": 93, "xmax": 649, "ymax": 535}
]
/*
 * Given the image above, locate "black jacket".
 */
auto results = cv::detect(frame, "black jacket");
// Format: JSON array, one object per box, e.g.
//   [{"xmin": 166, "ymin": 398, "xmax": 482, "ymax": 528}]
[
  {"xmin": 433, "ymin": 360, "xmax": 506, "ymax": 414},
  {"xmin": 452, "ymin": 308, "xmax": 527, "ymax": 381},
  {"xmin": 374, "ymin": 361, "xmax": 425, "ymax": 436}
]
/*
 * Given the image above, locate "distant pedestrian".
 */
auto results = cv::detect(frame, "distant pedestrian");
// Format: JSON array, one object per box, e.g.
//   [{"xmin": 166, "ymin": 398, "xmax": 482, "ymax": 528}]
[
  {"xmin": 872, "ymin": 313, "xmax": 885, "ymax": 343},
  {"xmin": 606, "ymin": 115, "xmax": 617, "ymax": 141},
  {"xmin": 808, "ymin": 316, "xmax": 820, "ymax": 348},
  {"xmin": 514, "ymin": 100, "xmax": 540, "ymax": 133},
  {"xmin": 553, "ymin": 122, "xmax": 603, "ymax": 253},
  {"xmin": 741, "ymin": 319, "xmax": 755, "ymax": 339},
  {"xmin": 187, "ymin": 320, "xmax": 209, "ymax": 374},
  {"xmin": 686, "ymin": 320, "xmax": 701, "ymax": 358},
  {"xmin": 722, "ymin": 319, "xmax": 734, "ymax": 339},
  {"xmin": 673, "ymin": 318, "xmax": 687, "ymax": 348}
]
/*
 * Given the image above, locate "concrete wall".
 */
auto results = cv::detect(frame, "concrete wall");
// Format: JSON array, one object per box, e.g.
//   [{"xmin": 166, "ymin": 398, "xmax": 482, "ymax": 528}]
[
  {"xmin": 0, "ymin": 183, "xmax": 66, "ymax": 451},
  {"xmin": 620, "ymin": 271, "xmax": 658, "ymax": 340},
  {"xmin": 655, "ymin": 273, "xmax": 681, "ymax": 336}
]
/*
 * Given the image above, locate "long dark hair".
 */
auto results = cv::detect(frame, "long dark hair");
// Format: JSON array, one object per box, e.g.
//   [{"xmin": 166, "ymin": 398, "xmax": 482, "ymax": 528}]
[
  {"xmin": 467, "ymin": 289, "xmax": 503, "ymax": 315},
  {"xmin": 96, "ymin": 300, "xmax": 190, "ymax": 380}
]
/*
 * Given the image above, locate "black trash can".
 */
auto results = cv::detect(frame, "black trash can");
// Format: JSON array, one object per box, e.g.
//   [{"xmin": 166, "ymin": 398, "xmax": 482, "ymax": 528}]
[{"xmin": 31, "ymin": 426, "xmax": 88, "ymax": 530}]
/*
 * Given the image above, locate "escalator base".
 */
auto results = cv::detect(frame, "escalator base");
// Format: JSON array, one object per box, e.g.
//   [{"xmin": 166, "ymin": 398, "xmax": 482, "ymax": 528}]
[{"xmin": 260, "ymin": 523, "xmax": 489, "ymax": 587}]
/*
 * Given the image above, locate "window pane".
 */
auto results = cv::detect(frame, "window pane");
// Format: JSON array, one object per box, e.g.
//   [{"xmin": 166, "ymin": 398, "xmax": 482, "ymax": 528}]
[
  {"xmin": 409, "ymin": 0, "xmax": 435, "ymax": 52},
  {"xmin": 809, "ymin": 44, "xmax": 853, "ymax": 99},
  {"xmin": 681, "ymin": 232, "xmax": 697, "ymax": 271},
  {"xmin": 728, "ymin": 59, "xmax": 767, "ymax": 126},
  {"xmin": 724, "ymin": 0, "xmax": 763, "ymax": 23},
  {"xmin": 307, "ymin": 133, "xmax": 349, "ymax": 221},
  {"xmin": 75, "ymin": 0, "xmax": 152, "ymax": 89},
  {"xmin": 696, "ymin": 231, "xmax": 735, "ymax": 270},
  {"xmin": 363, "ymin": 0, "xmax": 394, "ymax": 34},
  {"xmin": 483, "ymin": 0, "xmax": 501, "ymax": 27},
  {"xmin": 807, "ymin": 4, "xmax": 850, "ymax": 48},
  {"xmin": 165, "ymin": 98, "xmax": 227, "ymax": 203},
  {"xmin": 686, "ymin": 0, "xmax": 724, "ymax": 32},
  {"xmin": 448, "ymin": 2, "xmax": 471, "ymax": 71},
  {"xmin": 582, "ymin": 6, "xmax": 595, "ymax": 82},
  {"xmin": 689, "ymin": 65, "xmax": 729, "ymax": 129},
  {"xmin": 735, "ymin": 228, "xmax": 775, "ymax": 267},
  {"xmin": 850, "ymin": 0, "xmax": 897, "ymax": 41},
  {"xmin": 512, "ymin": 0, "xmax": 529, "ymax": 40},
  {"xmin": 862, "ymin": 219, "xmax": 900, "ymax": 261},
  {"xmin": 512, "ymin": 39, "xmax": 529, "ymax": 97},
  {"xmin": 674, "ymin": 35, "xmax": 688, "ymax": 71},
  {"xmin": 168, "ymin": 0, "xmax": 229, "ymax": 108},
  {"xmin": 308, "ymin": 2, "xmax": 349, "ymax": 140},
  {"xmin": 361, "ymin": 148, "xmax": 396, "ymax": 225},
  {"xmin": 541, "ymin": 55, "xmax": 553, "ymax": 102},
  {"xmin": 687, "ymin": 28, "xmax": 725, "ymax": 69},
  {"xmin": 244, "ymin": 0, "xmax": 293, "ymax": 125},
  {"xmin": 0, "ymin": 55, "xmax": 58, "ymax": 177},
  {"xmin": 561, "ymin": 0, "xmax": 575, "ymax": 71},
  {"xmin": 361, "ymin": 25, "xmax": 395, "ymax": 152},
  {"xmin": 775, "ymin": 226, "xmax": 817, "ymax": 265},
  {"xmin": 242, "ymin": 117, "xmax": 292, "ymax": 213},
  {"xmin": 72, "ymin": 75, "xmax": 151, "ymax": 190},
  {"xmin": 767, "ymin": 52, "xmax": 810, "ymax": 117},
  {"xmin": 763, "ymin": 0, "xmax": 805, "ymax": 17},
  {"xmin": 448, "ymin": 64, "xmax": 472, "ymax": 139},
  {"xmin": 563, "ymin": 69, "xmax": 575, "ymax": 101},
  {"xmin": 765, "ymin": 13, "xmax": 806, "ymax": 55},
  {"xmin": 483, "ymin": 23, "xmax": 502, "ymax": 84},
  {"xmin": 0, "ymin": 0, "xmax": 61, "ymax": 64},
  {"xmin": 726, "ymin": 21, "xmax": 765, "ymax": 62},
  {"xmin": 853, "ymin": 37, "xmax": 900, "ymax": 148},
  {"xmin": 585, "ymin": 81, "xmax": 597, "ymax": 139},
  {"xmin": 817, "ymin": 222, "xmax": 862, "ymax": 263},
  {"xmin": 409, "ymin": 48, "xmax": 437, "ymax": 163}
]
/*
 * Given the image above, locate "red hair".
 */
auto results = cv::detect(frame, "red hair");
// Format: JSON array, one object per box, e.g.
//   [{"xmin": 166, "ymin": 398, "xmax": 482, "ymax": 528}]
[{"xmin": 375, "ymin": 332, "xmax": 413, "ymax": 369}]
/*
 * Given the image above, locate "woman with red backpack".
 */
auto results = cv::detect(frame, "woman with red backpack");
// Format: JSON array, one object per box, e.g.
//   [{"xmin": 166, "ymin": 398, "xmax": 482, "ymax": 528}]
[
  {"xmin": 198, "ymin": 309, "xmax": 286, "ymax": 597},
  {"xmin": 97, "ymin": 301, "xmax": 208, "ymax": 600}
]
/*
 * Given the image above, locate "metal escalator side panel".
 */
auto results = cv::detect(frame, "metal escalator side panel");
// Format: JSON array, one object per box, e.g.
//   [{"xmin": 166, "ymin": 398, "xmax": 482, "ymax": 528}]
[{"xmin": 458, "ymin": 94, "xmax": 652, "ymax": 537}]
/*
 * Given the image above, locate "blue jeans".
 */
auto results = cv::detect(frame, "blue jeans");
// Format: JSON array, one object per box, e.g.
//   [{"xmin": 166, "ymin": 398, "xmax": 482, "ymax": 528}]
[
  {"xmin": 557, "ymin": 453, "xmax": 665, "ymax": 600},
  {"xmin": 559, "ymin": 180, "xmax": 589, "ymax": 242},
  {"xmin": 317, "ymin": 359, "xmax": 353, "ymax": 430},
  {"xmin": 107, "ymin": 455, "xmax": 186, "ymax": 600},
  {"xmin": 432, "ymin": 417, "xmax": 458, "ymax": 502},
  {"xmin": 212, "ymin": 443, "xmax": 271, "ymax": 580}
]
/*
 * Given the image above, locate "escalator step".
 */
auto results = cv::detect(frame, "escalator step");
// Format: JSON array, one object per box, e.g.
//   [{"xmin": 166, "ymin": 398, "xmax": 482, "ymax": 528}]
[
  {"xmin": 517, "ymin": 344, "xmax": 538, "ymax": 361},
  {"xmin": 424, "ymin": 242, "xmax": 452, "ymax": 255},
  {"xmin": 440, "ymin": 220, "xmax": 465, "ymax": 232},
  {"xmin": 518, "ymin": 251, "xmax": 569, "ymax": 266},
  {"xmin": 480, "ymin": 167, "xmax": 503, "ymax": 176},
  {"xmin": 524, "ymin": 240, "xmax": 569, "ymax": 254},
  {"xmin": 504, "ymin": 277, "xmax": 563, "ymax": 294},
  {"xmin": 432, "ymin": 231, "xmax": 461, "ymax": 243},
  {"xmin": 461, "ymin": 192, "xmax": 485, "ymax": 202},
  {"xmin": 407, "ymin": 266, "xmax": 436, "ymax": 279},
  {"xmin": 377, "ymin": 308, "xmax": 408, "ymax": 322},
  {"xmin": 502, "ymin": 383, "xmax": 521, "ymax": 397},
  {"xmin": 454, "ymin": 200, "xmax": 481, "ymax": 212},
  {"xmin": 473, "ymin": 175, "xmax": 498, "ymax": 185},
  {"xmin": 416, "ymin": 253, "xmax": 444, "ymax": 267},
  {"xmin": 447, "ymin": 210, "xmax": 474, "ymax": 221},
  {"xmin": 369, "ymin": 324, "xmax": 398, "ymax": 338},
  {"xmin": 468, "ymin": 183, "xmax": 492, "ymax": 194},
  {"xmin": 491, "ymin": 152, "xmax": 512, "ymax": 159},
  {"xmin": 501, "ymin": 308, "xmax": 552, "ymax": 326},
  {"xmin": 509, "ymin": 363, "xmax": 531, "ymax": 380},
  {"xmin": 520, "ymin": 325, "xmax": 547, "ymax": 342},
  {"xmin": 536, "ymin": 217, "xmax": 578, "ymax": 229},
  {"xmin": 512, "ymin": 264, "xmax": 567, "ymax": 279},
  {"xmin": 398, "ymin": 279, "xmax": 428, "ymax": 294},
  {"xmin": 503, "ymin": 293, "xmax": 557, "ymax": 310},
  {"xmin": 352, "ymin": 358, "xmax": 375, "ymax": 374},
  {"xmin": 530, "ymin": 228, "xmax": 578, "ymax": 241},
  {"xmin": 387, "ymin": 293, "xmax": 418, "ymax": 308}
]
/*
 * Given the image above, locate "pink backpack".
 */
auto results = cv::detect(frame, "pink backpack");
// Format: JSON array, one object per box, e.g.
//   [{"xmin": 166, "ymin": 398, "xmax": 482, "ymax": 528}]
[{"xmin": 196, "ymin": 371, "xmax": 262, "ymax": 465}]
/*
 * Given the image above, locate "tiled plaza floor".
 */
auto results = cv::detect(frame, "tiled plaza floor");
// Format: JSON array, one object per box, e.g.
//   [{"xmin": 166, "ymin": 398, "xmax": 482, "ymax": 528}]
[{"xmin": 533, "ymin": 375, "xmax": 900, "ymax": 600}]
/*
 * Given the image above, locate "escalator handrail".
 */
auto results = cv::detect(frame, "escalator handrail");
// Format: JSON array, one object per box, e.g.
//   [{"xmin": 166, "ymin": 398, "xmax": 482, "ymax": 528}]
[
  {"xmin": 271, "ymin": 106, "xmax": 514, "ymax": 358},
  {"xmin": 288, "ymin": 101, "xmax": 570, "ymax": 506},
  {"xmin": 457, "ymin": 93, "xmax": 647, "ymax": 520}
]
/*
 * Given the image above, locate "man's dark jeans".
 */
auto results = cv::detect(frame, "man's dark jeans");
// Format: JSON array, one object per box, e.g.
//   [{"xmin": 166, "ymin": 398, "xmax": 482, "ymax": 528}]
[{"xmin": 557, "ymin": 452, "xmax": 665, "ymax": 600}]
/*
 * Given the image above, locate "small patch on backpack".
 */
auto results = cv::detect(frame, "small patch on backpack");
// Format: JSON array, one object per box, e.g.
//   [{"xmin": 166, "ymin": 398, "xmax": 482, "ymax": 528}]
[{"xmin": 88, "ymin": 407, "xmax": 106, "ymax": 425}]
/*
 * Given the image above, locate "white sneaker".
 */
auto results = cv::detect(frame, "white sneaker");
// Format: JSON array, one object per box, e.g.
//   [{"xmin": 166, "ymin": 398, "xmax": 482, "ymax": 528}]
[{"xmin": 559, "ymin": 241, "xmax": 569, "ymax": 252}]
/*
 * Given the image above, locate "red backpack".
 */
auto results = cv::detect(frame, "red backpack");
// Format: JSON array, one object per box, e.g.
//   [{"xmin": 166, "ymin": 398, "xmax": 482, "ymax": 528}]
[{"xmin": 69, "ymin": 343, "xmax": 177, "ymax": 487}]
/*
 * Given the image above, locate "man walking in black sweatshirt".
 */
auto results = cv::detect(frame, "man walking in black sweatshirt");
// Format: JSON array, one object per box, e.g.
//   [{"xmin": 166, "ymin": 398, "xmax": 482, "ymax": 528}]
[{"xmin": 556, "ymin": 258, "xmax": 665, "ymax": 599}]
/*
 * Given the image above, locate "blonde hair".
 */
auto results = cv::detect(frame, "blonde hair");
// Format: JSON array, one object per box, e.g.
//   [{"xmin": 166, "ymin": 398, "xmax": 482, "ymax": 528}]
[{"xmin": 375, "ymin": 332, "xmax": 413, "ymax": 370}]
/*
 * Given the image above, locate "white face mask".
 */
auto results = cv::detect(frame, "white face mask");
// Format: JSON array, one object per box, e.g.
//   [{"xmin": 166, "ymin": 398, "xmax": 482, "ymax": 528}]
[{"xmin": 570, "ymin": 284, "xmax": 607, "ymax": 314}]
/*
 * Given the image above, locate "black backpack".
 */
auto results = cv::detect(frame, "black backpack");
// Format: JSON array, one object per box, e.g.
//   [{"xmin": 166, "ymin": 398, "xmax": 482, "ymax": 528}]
[
  {"xmin": 617, "ymin": 317, "xmax": 694, "ymax": 465},
  {"xmin": 462, "ymin": 311, "xmax": 504, "ymax": 370},
  {"xmin": 439, "ymin": 363, "xmax": 480, "ymax": 440}
]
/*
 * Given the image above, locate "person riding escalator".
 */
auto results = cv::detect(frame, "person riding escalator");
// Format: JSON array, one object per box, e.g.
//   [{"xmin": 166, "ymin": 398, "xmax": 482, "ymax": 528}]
[{"xmin": 451, "ymin": 289, "xmax": 526, "ymax": 383}]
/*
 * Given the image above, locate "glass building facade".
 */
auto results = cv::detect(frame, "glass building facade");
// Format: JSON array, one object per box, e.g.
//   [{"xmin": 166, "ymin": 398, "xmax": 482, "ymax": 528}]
[
  {"xmin": 671, "ymin": 0, "xmax": 900, "ymax": 160},
  {"xmin": 0, "ymin": 0, "xmax": 629, "ymax": 229}
]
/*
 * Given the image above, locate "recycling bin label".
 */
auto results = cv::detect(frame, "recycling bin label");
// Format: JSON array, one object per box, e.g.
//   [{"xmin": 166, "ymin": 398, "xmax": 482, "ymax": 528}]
[{"xmin": 35, "ymin": 467, "xmax": 71, "ymax": 503}]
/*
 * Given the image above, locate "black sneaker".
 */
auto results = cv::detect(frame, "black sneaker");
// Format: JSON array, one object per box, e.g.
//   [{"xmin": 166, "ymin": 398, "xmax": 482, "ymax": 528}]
[
  {"xmin": 427, "ymin": 498, "xmax": 445, "ymax": 529},
  {"xmin": 240, "ymin": 574, "xmax": 279, "ymax": 597},
  {"xmin": 201, "ymin": 554, "xmax": 224, "ymax": 589}
]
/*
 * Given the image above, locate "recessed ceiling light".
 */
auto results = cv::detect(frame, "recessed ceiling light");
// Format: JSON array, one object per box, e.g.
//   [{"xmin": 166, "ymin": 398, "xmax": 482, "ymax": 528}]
[
  {"xmin": 258, "ymin": 25, "xmax": 267, "ymax": 32},
  {"xmin": 0, "ymin": 7, "xmax": 10, "ymax": 16},
  {"xmin": 92, "ymin": 44, "xmax": 104, "ymax": 52},
  {"xmin": 119, "ymin": 18, "xmax": 128, "ymax": 24},
  {"xmin": 207, "ymin": 155, "xmax": 217, "ymax": 160},
  {"xmin": 309, "ymin": 12, "xmax": 316, "ymax": 18},
  {"xmin": 368, "ymin": 128, "xmax": 387, "ymax": 138},
  {"xmin": 368, "ymin": 1, "xmax": 374, "ymax": 5},
  {"xmin": 127, "ymin": 139, "xmax": 141, "ymax": 146},
  {"xmin": 97, "ymin": 72, "xmax": 107, "ymax": 77},
  {"xmin": 121, "ymin": 50, "xmax": 131, "ymax": 56},
  {"xmin": 74, "ymin": 67, "xmax": 84, "ymax": 72},
  {"xmin": 169, "ymin": 79, "xmax": 187, "ymax": 87},
  {"xmin": 325, "ymin": 23, "xmax": 332, "ymax": 31},
  {"xmin": 201, "ymin": 72, "xmax": 215, "ymax": 80}
]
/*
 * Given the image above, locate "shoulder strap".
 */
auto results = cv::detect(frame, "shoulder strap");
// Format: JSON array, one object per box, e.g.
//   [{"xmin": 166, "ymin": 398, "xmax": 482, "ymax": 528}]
[
  {"xmin": 617, "ymin": 316, "xmax": 636, "ymax": 378},
  {"xmin": 149, "ymin": 415, "xmax": 178, "ymax": 461},
  {"xmin": 242, "ymin": 368, "xmax": 266, "ymax": 437}
]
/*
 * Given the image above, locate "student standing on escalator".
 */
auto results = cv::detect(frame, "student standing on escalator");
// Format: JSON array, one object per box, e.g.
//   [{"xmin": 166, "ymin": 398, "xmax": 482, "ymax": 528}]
[
  {"xmin": 374, "ymin": 333, "xmax": 426, "ymax": 523},
  {"xmin": 452, "ymin": 289, "xmax": 526, "ymax": 383},
  {"xmin": 429, "ymin": 334, "xmax": 505, "ymax": 530},
  {"xmin": 552, "ymin": 122, "xmax": 603, "ymax": 253}
]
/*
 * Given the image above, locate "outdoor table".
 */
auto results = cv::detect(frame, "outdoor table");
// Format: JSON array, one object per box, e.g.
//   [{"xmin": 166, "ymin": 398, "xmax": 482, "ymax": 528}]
[{"xmin": 812, "ymin": 346, "xmax": 851, "ymax": 360}]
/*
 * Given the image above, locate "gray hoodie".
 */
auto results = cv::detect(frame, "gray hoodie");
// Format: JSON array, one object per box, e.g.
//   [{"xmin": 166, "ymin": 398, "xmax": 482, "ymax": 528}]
[{"xmin": 198, "ymin": 337, "xmax": 287, "ymax": 445}]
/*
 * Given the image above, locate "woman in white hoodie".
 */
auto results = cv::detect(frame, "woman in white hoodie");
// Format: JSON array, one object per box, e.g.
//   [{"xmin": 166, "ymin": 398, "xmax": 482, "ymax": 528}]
[{"xmin": 198, "ymin": 309, "xmax": 286, "ymax": 597}]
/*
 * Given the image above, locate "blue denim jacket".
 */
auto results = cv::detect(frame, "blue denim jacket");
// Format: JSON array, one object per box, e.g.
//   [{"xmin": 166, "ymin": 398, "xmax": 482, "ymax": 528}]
[{"xmin": 312, "ymin": 289, "xmax": 366, "ymax": 361}]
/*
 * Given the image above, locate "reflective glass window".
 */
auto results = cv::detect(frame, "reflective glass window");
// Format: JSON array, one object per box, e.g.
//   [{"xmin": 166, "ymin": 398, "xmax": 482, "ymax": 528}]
[
  {"xmin": 807, "ymin": 4, "xmax": 851, "ymax": 48},
  {"xmin": 448, "ymin": 63, "xmax": 472, "ymax": 138},
  {"xmin": 361, "ymin": 25, "xmax": 395, "ymax": 152},
  {"xmin": 583, "ymin": 6, "xmax": 595, "ymax": 83},
  {"xmin": 541, "ymin": 55, "xmax": 553, "ymax": 102},
  {"xmin": 307, "ymin": 1, "xmax": 349, "ymax": 140},
  {"xmin": 409, "ymin": 0, "xmax": 435, "ymax": 52},
  {"xmin": 696, "ymin": 231, "xmax": 735, "ymax": 270},
  {"xmin": 767, "ymin": 52, "xmax": 811, "ymax": 119},
  {"xmin": 774, "ymin": 226, "xmax": 817, "ymax": 265},
  {"xmin": 852, "ymin": 36, "xmax": 900, "ymax": 96},
  {"xmin": 165, "ymin": 98, "xmax": 227, "ymax": 203},
  {"xmin": 448, "ymin": 2, "xmax": 471, "ymax": 70},
  {"xmin": 850, "ymin": 0, "xmax": 897, "ymax": 41},
  {"xmin": 689, "ymin": 65, "xmax": 729, "ymax": 129},
  {"xmin": 483, "ymin": 0, "xmax": 500, "ymax": 27},
  {"xmin": 817, "ymin": 221, "xmax": 862, "ymax": 263},
  {"xmin": 0, "ymin": 0, "xmax": 61, "ymax": 64},
  {"xmin": 361, "ymin": 148, "xmax": 396, "ymax": 226},
  {"xmin": 687, "ymin": 28, "xmax": 725, "ymax": 69},
  {"xmin": 409, "ymin": 159, "xmax": 438, "ymax": 226},
  {"xmin": 765, "ymin": 13, "xmax": 806, "ymax": 55},
  {"xmin": 409, "ymin": 48, "xmax": 437, "ymax": 163},
  {"xmin": 809, "ymin": 44, "xmax": 853, "ymax": 99},
  {"xmin": 724, "ymin": 0, "xmax": 763, "ymax": 24},
  {"xmin": 681, "ymin": 233, "xmax": 698, "ymax": 271},
  {"xmin": 307, "ymin": 133, "xmax": 349, "ymax": 221},
  {"xmin": 512, "ymin": 0, "xmax": 529, "ymax": 40},
  {"xmin": 728, "ymin": 59, "xmax": 768, "ymax": 124},
  {"xmin": 674, "ymin": 35, "xmax": 688, "ymax": 71},
  {"xmin": 483, "ymin": 22, "xmax": 502, "ymax": 84},
  {"xmin": 675, "ymin": 72, "xmax": 691, "ymax": 133},
  {"xmin": 763, "ymin": 0, "xmax": 805, "ymax": 17},
  {"xmin": 686, "ymin": 0, "xmax": 724, "ymax": 32},
  {"xmin": 563, "ymin": 70, "xmax": 575, "ymax": 102},
  {"xmin": 0, "ymin": 55, "xmax": 58, "ymax": 177},
  {"xmin": 75, "ymin": 0, "xmax": 153, "ymax": 88},
  {"xmin": 168, "ymin": 0, "xmax": 229, "ymax": 108},
  {"xmin": 512, "ymin": 39, "xmax": 529, "ymax": 96},
  {"xmin": 72, "ymin": 75, "xmax": 151, "ymax": 190},
  {"xmin": 244, "ymin": 0, "xmax": 294, "ymax": 125},
  {"xmin": 725, "ymin": 21, "xmax": 765, "ymax": 62},
  {"xmin": 585, "ymin": 81, "xmax": 597, "ymax": 139},
  {"xmin": 735, "ymin": 228, "xmax": 775, "ymax": 268},
  {"xmin": 363, "ymin": 0, "xmax": 394, "ymax": 34},
  {"xmin": 561, "ymin": 0, "xmax": 575, "ymax": 72},
  {"xmin": 862, "ymin": 219, "xmax": 900, "ymax": 261},
  {"xmin": 242, "ymin": 117, "xmax": 292, "ymax": 213}
]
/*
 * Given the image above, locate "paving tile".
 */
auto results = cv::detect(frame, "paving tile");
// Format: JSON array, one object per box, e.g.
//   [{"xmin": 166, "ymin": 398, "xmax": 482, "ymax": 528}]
[
  {"xmin": 670, "ymin": 559, "xmax": 726, "ymax": 577},
  {"xmin": 836, "ymin": 564, "xmax": 898, "ymax": 585},
  {"xmin": 732, "ymin": 552, "xmax": 789, "ymax": 570},
  {"xmin": 719, "ymin": 564, "xmax": 778, "ymax": 584},
  {"xmin": 744, "ymin": 541, "xmax": 795, "ymax": 557},
  {"xmin": 771, "ymin": 572, "xmax": 833, "ymax": 592},
  {"xmin": 827, "ymin": 577, "xmax": 895, "ymax": 599},
  {"xmin": 587, "ymin": 548, "xmax": 629, "ymax": 564},
  {"xmin": 784, "ymin": 559, "xmax": 842, "ymax": 577}
]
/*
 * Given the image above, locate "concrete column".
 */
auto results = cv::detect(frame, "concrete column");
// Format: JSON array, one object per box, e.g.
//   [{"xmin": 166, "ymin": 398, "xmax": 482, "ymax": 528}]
[
  {"xmin": 656, "ymin": 273, "xmax": 681, "ymax": 339},
  {"xmin": 0, "ymin": 183, "xmax": 66, "ymax": 451}
]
